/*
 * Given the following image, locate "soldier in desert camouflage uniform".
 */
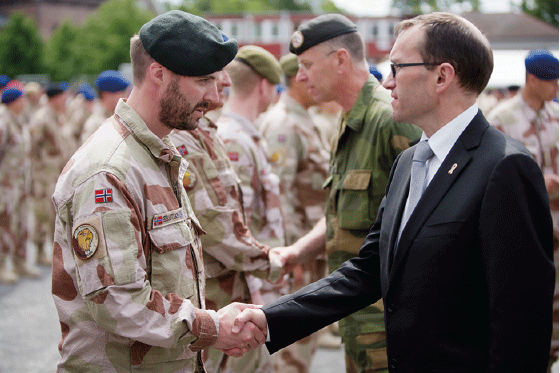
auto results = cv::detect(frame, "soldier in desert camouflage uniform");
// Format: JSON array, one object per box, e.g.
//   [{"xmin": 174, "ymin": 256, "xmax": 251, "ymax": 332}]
[
  {"xmin": 259, "ymin": 53, "xmax": 332, "ymax": 373},
  {"xmin": 51, "ymin": 11, "xmax": 264, "ymax": 372},
  {"xmin": 66, "ymin": 83, "xmax": 96, "ymax": 147},
  {"xmin": 170, "ymin": 67, "xmax": 281, "ymax": 373},
  {"xmin": 80, "ymin": 70, "xmax": 131, "ymax": 143},
  {"xmin": 270, "ymin": 15, "xmax": 421, "ymax": 373},
  {"xmin": 216, "ymin": 46, "xmax": 285, "ymax": 249},
  {"xmin": 29, "ymin": 82, "xmax": 70, "ymax": 266},
  {"xmin": 487, "ymin": 49, "xmax": 559, "ymax": 372},
  {"xmin": 0, "ymin": 81, "xmax": 39, "ymax": 283}
]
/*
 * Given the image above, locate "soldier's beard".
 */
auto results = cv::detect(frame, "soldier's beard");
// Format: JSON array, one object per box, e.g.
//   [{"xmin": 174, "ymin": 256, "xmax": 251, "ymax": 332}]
[{"xmin": 159, "ymin": 77, "xmax": 209, "ymax": 131}]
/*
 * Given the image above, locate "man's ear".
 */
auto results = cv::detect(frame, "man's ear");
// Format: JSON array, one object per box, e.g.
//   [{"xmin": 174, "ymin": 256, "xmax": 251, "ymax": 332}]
[
  {"xmin": 148, "ymin": 62, "xmax": 165, "ymax": 87},
  {"xmin": 435, "ymin": 62, "xmax": 456, "ymax": 93}
]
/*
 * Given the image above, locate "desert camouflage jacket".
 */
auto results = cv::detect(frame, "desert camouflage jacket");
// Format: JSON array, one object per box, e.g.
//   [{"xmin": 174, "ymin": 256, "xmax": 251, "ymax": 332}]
[{"xmin": 51, "ymin": 99, "xmax": 217, "ymax": 373}]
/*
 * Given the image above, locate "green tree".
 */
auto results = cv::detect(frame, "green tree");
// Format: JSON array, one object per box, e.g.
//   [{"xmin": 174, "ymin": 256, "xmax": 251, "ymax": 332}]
[
  {"xmin": 43, "ymin": 20, "xmax": 80, "ymax": 81},
  {"xmin": 390, "ymin": 0, "xmax": 480, "ymax": 15},
  {"xmin": 0, "ymin": 12, "xmax": 43, "ymax": 78},
  {"xmin": 180, "ymin": 0, "xmax": 312, "ymax": 15},
  {"xmin": 43, "ymin": 0, "xmax": 153, "ymax": 80},
  {"xmin": 522, "ymin": 0, "xmax": 558, "ymax": 27},
  {"xmin": 75, "ymin": 0, "xmax": 154, "ymax": 75}
]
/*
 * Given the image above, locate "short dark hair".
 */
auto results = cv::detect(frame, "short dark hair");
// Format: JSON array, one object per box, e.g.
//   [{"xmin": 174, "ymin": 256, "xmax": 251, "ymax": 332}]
[{"xmin": 395, "ymin": 12, "xmax": 493, "ymax": 95}]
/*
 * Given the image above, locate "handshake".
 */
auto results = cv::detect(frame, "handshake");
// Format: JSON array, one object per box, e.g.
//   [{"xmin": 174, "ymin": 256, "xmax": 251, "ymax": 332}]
[{"xmin": 213, "ymin": 302, "xmax": 269, "ymax": 357}]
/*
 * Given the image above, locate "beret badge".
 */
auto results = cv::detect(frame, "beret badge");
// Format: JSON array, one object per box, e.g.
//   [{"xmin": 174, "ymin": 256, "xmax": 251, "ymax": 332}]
[{"xmin": 291, "ymin": 31, "xmax": 304, "ymax": 49}]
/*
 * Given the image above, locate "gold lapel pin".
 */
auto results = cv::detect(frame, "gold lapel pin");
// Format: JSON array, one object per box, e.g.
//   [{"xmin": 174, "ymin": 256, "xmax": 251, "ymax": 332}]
[{"xmin": 448, "ymin": 163, "xmax": 458, "ymax": 174}]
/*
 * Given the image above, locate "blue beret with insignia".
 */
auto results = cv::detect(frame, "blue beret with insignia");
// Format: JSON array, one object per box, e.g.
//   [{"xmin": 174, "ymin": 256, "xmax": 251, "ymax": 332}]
[
  {"xmin": 525, "ymin": 49, "xmax": 559, "ymax": 81},
  {"xmin": 1, "ymin": 80, "xmax": 24, "ymax": 104},
  {"xmin": 95, "ymin": 70, "xmax": 130, "ymax": 93}
]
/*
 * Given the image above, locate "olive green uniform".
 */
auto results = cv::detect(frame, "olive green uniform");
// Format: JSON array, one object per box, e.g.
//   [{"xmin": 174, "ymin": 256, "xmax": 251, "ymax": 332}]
[{"xmin": 324, "ymin": 76, "xmax": 421, "ymax": 373}]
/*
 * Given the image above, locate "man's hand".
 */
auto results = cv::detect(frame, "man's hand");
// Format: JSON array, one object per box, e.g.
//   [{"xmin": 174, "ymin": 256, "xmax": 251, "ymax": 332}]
[
  {"xmin": 220, "ymin": 307, "xmax": 269, "ymax": 357},
  {"xmin": 270, "ymin": 245, "xmax": 300, "ymax": 277},
  {"xmin": 213, "ymin": 303, "xmax": 266, "ymax": 356}
]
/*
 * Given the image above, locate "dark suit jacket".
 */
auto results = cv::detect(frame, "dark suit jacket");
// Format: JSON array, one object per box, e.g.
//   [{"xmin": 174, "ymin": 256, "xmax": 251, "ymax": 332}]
[{"xmin": 263, "ymin": 111, "xmax": 555, "ymax": 372}]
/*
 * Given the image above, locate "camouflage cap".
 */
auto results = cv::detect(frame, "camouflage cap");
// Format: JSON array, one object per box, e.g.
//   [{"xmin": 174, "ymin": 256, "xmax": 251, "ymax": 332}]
[
  {"xmin": 279, "ymin": 53, "xmax": 299, "ymax": 77},
  {"xmin": 235, "ymin": 45, "xmax": 282, "ymax": 85},
  {"xmin": 289, "ymin": 13, "xmax": 357, "ymax": 55},
  {"xmin": 140, "ymin": 10, "xmax": 238, "ymax": 77}
]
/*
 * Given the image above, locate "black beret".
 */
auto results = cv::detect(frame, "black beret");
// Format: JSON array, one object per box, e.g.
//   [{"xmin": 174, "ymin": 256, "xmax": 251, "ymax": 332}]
[
  {"xmin": 289, "ymin": 14, "xmax": 357, "ymax": 55},
  {"xmin": 46, "ymin": 82, "xmax": 67, "ymax": 98},
  {"xmin": 140, "ymin": 10, "xmax": 238, "ymax": 76}
]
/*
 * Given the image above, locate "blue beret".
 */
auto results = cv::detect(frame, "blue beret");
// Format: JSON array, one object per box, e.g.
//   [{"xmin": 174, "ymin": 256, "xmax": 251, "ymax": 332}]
[
  {"xmin": 46, "ymin": 82, "xmax": 67, "ymax": 98},
  {"xmin": 525, "ymin": 49, "xmax": 559, "ymax": 81},
  {"xmin": 139, "ymin": 11, "xmax": 238, "ymax": 77},
  {"xmin": 368, "ymin": 63, "xmax": 383, "ymax": 81},
  {"xmin": 1, "ymin": 81, "xmax": 24, "ymax": 104},
  {"xmin": 289, "ymin": 14, "xmax": 357, "ymax": 55},
  {"xmin": 95, "ymin": 70, "xmax": 130, "ymax": 93},
  {"xmin": 78, "ymin": 83, "xmax": 97, "ymax": 101},
  {"xmin": 0, "ymin": 75, "xmax": 10, "ymax": 89}
]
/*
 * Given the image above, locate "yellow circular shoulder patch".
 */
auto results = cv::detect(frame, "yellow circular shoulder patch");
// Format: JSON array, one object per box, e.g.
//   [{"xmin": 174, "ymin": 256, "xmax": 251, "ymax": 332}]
[
  {"xmin": 72, "ymin": 224, "xmax": 99, "ymax": 260},
  {"xmin": 183, "ymin": 169, "xmax": 197, "ymax": 190}
]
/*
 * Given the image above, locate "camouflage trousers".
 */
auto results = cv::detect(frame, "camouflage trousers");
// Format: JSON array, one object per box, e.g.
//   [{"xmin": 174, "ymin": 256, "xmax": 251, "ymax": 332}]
[
  {"xmin": 0, "ymin": 192, "xmax": 30, "ymax": 261},
  {"xmin": 204, "ymin": 344, "xmax": 273, "ymax": 373},
  {"xmin": 329, "ymin": 251, "xmax": 388, "ymax": 373},
  {"xmin": 31, "ymin": 178, "xmax": 56, "ymax": 247},
  {"xmin": 271, "ymin": 258, "xmax": 328, "ymax": 373}
]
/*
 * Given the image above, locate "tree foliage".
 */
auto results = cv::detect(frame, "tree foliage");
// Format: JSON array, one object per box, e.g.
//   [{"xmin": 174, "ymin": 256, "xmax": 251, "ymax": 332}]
[
  {"xmin": 390, "ymin": 0, "xmax": 480, "ymax": 15},
  {"xmin": 522, "ymin": 0, "xmax": 559, "ymax": 27},
  {"xmin": 0, "ymin": 12, "xmax": 43, "ymax": 78}
]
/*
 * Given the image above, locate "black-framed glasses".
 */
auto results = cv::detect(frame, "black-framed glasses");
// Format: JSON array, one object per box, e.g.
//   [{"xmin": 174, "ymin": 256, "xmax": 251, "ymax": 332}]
[{"xmin": 390, "ymin": 62, "xmax": 440, "ymax": 77}]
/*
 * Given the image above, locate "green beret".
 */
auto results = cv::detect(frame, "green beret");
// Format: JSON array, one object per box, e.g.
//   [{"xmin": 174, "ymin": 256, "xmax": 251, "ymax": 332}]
[
  {"xmin": 289, "ymin": 13, "xmax": 357, "ymax": 55},
  {"xmin": 140, "ymin": 10, "xmax": 238, "ymax": 76},
  {"xmin": 235, "ymin": 45, "xmax": 282, "ymax": 85},
  {"xmin": 279, "ymin": 53, "xmax": 299, "ymax": 77}
]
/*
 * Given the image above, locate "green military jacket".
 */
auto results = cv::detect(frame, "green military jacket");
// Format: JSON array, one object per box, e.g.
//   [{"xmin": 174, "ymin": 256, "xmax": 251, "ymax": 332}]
[{"xmin": 324, "ymin": 75, "xmax": 421, "ymax": 255}]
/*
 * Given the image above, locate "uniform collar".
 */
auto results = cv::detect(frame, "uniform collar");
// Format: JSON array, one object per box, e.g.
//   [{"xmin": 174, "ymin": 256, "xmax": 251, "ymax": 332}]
[
  {"xmin": 344, "ymin": 75, "xmax": 379, "ymax": 132},
  {"xmin": 221, "ymin": 110, "xmax": 261, "ymax": 140},
  {"xmin": 114, "ymin": 98, "xmax": 181, "ymax": 164}
]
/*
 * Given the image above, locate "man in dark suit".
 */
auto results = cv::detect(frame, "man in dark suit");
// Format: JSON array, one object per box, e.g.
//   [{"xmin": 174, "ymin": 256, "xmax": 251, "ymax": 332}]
[{"xmin": 228, "ymin": 12, "xmax": 555, "ymax": 372}]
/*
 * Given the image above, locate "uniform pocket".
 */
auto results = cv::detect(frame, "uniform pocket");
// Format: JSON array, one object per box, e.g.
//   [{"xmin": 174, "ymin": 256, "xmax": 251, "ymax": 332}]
[
  {"xmin": 148, "ymin": 218, "xmax": 199, "ymax": 300},
  {"xmin": 338, "ymin": 170, "xmax": 374, "ymax": 230}
]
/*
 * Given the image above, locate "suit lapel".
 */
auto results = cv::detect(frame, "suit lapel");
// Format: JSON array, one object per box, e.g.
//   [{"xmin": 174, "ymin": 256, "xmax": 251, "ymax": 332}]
[{"xmin": 389, "ymin": 111, "xmax": 488, "ymax": 281}]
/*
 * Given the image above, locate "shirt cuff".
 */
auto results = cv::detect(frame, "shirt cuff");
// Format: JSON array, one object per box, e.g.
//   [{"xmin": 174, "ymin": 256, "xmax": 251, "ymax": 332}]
[{"xmin": 189, "ymin": 308, "xmax": 219, "ymax": 352}]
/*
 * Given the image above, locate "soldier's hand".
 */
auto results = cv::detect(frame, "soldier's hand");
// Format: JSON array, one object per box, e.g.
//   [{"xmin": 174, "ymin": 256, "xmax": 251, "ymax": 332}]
[
  {"xmin": 214, "ymin": 303, "xmax": 266, "ymax": 355},
  {"xmin": 270, "ymin": 245, "xmax": 300, "ymax": 277}
]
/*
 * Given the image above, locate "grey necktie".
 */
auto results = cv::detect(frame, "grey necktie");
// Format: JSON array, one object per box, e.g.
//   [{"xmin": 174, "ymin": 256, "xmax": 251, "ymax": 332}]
[{"xmin": 398, "ymin": 140, "xmax": 434, "ymax": 239}]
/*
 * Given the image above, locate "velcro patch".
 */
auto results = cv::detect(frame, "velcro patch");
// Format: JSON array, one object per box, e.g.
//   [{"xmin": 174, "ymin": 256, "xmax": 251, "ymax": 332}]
[{"xmin": 150, "ymin": 208, "xmax": 187, "ymax": 230}]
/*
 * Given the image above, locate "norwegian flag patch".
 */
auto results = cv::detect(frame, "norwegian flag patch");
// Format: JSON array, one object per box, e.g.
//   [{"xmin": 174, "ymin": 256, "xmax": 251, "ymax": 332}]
[
  {"xmin": 95, "ymin": 189, "xmax": 113, "ymax": 203},
  {"xmin": 177, "ymin": 145, "xmax": 188, "ymax": 156}
]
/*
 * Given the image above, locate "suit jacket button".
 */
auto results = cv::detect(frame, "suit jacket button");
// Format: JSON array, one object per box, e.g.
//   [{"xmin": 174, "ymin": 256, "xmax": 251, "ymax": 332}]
[
  {"xmin": 387, "ymin": 304, "xmax": 395, "ymax": 313},
  {"xmin": 390, "ymin": 358, "xmax": 398, "ymax": 369}
]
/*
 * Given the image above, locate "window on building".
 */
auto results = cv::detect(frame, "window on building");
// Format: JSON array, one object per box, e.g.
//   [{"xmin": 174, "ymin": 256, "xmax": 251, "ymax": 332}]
[
  {"xmin": 372, "ymin": 25, "xmax": 378, "ymax": 37},
  {"xmin": 388, "ymin": 25, "xmax": 394, "ymax": 36},
  {"xmin": 231, "ymin": 24, "xmax": 238, "ymax": 36},
  {"xmin": 255, "ymin": 23, "xmax": 262, "ymax": 38},
  {"xmin": 272, "ymin": 24, "xmax": 278, "ymax": 37}
]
